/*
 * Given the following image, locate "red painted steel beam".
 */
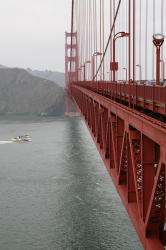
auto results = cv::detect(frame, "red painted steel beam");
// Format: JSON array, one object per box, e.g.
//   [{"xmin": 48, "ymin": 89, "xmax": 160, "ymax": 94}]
[
  {"xmin": 76, "ymin": 81, "xmax": 166, "ymax": 117},
  {"xmin": 70, "ymin": 84, "xmax": 166, "ymax": 250}
]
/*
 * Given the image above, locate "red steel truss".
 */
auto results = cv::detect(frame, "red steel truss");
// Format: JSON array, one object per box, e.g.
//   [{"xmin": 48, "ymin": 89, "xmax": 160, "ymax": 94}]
[
  {"xmin": 71, "ymin": 83, "xmax": 166, "ymax": 250},
  {"xmin": 77, "ymin": 81, "xmax": 166, "ymax": 117},
  {"xmin": 66, "ymin": 0, "xmax": 166, "ymax": 249}
]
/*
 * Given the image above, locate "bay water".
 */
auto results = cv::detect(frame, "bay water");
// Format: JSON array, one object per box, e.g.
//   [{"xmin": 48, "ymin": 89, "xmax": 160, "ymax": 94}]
[{"xmin": 0, "ymin": 115, "xmax": 142, "ymax": 250}]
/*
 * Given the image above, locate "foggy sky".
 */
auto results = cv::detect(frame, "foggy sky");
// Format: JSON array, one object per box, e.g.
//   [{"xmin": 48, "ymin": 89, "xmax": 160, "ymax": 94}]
[
  {"xmin": 0, "ymin": 1, "xmax": 164, "ymax": 75},
  {"xmin": 0, "ymin": 0, "xmax": 71, "ymax": 72}
]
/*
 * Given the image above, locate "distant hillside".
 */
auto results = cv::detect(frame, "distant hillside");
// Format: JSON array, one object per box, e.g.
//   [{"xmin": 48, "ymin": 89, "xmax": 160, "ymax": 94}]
[
  {"xmin": 0, "ymin": 64, "xmax": 8, "ymax": 69},
  {"xmin": 0, "ymin": 68, "xmax": 65, "ymax": 115},
  {"xmin": 27, "ymin": 69, "xmax": 65, "ymax": 88}
]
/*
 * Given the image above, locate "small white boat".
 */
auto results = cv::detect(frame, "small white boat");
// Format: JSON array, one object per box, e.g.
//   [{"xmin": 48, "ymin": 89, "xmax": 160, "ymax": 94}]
[{"xmin": 11, "ymin": 135, "xmax": 32, "ymax": 142}]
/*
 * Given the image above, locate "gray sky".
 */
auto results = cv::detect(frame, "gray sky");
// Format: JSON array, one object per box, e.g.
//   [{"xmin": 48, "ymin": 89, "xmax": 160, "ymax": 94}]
[{"xmin": 0, "ymin": 0, "xmax": 71, "ymax": 72}]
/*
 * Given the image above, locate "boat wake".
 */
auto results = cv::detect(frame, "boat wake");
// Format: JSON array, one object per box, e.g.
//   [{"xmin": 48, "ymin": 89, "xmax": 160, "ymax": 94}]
[{"xmin": 0, "ymin": 141, "xmax": 13, "ymax": 144}]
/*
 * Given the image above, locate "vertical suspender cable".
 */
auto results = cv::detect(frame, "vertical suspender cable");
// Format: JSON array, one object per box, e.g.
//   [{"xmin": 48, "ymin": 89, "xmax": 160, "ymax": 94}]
[
  {"xmin": 125, "ymin": 0, "xmax": 127, "ymax": 82},
  {"xmin": 161, "ymin": 0, "xmax": 165, "ymax": 80},
  {"xmin": 76, "ymin": 1, "xmax": 79, "ymax": 68},
  {"xmin": 85, "ymin": 1, "xmax": 88, "ymax": 66},
  {"xmin": 86, "ymin": 0, "xmax": 88, "ymax": 69},
  {"xmin": 83, "ymin": 2, "xmax": 87, "ymax": 75},
  {"xmin": 87, "ymin": 0, "xmax": 89, "ymax": 79},
  {"xmin": 84, "ymin": 1, "xmax": 86, "ymax": 67},
  {"xmin": 161, "ymin": 0, "xmax": 164, "ymax": 80},
  {"xmin": 89, "ymin": 0, "xmax": 91, "ymax": 79},
  {"xmin": 110, "ymin": 0, "xmax": 112, "ymax": 81},
  {"xmin": 133, "ymin": 0, "xmax": 135, "ymax": 81},
  {"xmin": 90, "ymin": 0, "xmax": 92, "ymax": 80},
  {"xmin": 128, "ymin": 0, "xmax": 131, "ymax": 82},
  {"xmin": 92, "ymin": 0, "xmax": 95, "ymax": 79},
  {"xmin": 93, "ymin": 0, "xmax": 95, "ymax": 55},
  {"xmin": 120, "ymin": 1, "xmax": 124, "ymax": 80},
  {"xmin": 119, "ymin": 1, "xmax": 121, "ymax": 80},
  {"xmin": 89, "ymin": 0, "xmax": 91, "ymax": 80},
  {"xmin": 81, "ymin": 1, "xmax": 84, "ymax": 68},
  {"xmin": 113, "ymin": 0, "xmax": 115, "ymax": 81},
  {"xmin": 90, "ymin": 0, "xmax": 93, "ymax": 80},
  {"xmin": 77, "ymin": 0, "xmax": 80, "ymax": 78},
  {"xmin": 91, "ymin": 0, "xmax": 96, "ymax": 79},
  {"xmin": 100, "ymin": 0, "xmax": 102, "ymax": 80},
  {"xmin": 152, "ymin": 0, "xmax": 155, "ymax": 80},
  {"xmin": 139, "ymin": 0, "xmax": 142, "ymax": 80},
  {"xmin": 91, "ymin": 0, "xmax": 94, "ymax": 80},
  {"xmin": 117, "ymin": 1, "xmax": 120, "ymax": 80},
  {"xmin": 95, "ymin": 0, "xmax": 97, "ymax": 79},
  {"xmin": 82, "ymin": 2, "xmax": 85, "ymax": 68},
  {"xmin": 122, "ymin": 1, "xmax": 125, "ymax": 80},
  {"xmin": 80, "ymin": 1, "xmax": 82, "ymax": 68},
  {"xmin": 161, "ymin": 0, "xmax": 164, "ymax": 60},
  {"xmin": 102, "ymin": 0, "xmax": 105, "ymax": 80},
  {"xmin": 113, "ymin": 0, "xmax": 115, "ymax": 36},
  {"xmin": 88, "ymin": 0, "xmax": 90, "ymax": 78},
  {"xmin": 145, "ymin": 0, "xmax": 148, "ymax": 80},
  {"xmin": 93, "ymin": 0, "xmax": 122, "ymax": 80},
  {"xmin": 128, "ymin": 0, "xmax": 131, "ymax": 106}
]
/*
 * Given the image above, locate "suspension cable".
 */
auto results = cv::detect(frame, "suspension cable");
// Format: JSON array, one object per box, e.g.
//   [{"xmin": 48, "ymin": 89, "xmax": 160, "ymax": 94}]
[
  {"xmin": 139, "ymin": 0, "xmax": 142, "ymax": 79},
  {"xmin": 145, "ymin": 0, "xmax": 148, "ymax": 80},
  {"xmin": 102, "ymin": 0, "xmax": 105, "ymax": 80},
  {"xmin": 152, "ymin": 0, "xmax": 155, "ymax": 80},
  {"xmin": 161, "ymin": 0, "xmax": 164, "ymax": 61},
  {"xmin": 93, "ymin": 0, "xmax": 122, "ymax": 81}
]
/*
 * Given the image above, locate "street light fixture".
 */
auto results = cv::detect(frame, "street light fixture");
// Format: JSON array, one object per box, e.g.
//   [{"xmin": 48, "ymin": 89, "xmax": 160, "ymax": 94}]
[
  {"xmin": 153, "ymin": 33, "xmax": 165, "ymax": 85},
  {"xmin": 92, "ymin": 52, "xmax": 102, "ymax": 80},
  {"xmin": 111, "ymin": 32, "xmax": 129, "ymax": 82}
]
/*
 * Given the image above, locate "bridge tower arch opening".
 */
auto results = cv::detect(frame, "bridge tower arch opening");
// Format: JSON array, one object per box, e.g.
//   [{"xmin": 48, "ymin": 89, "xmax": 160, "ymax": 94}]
[{"xmin": 65, "ymin": 32, "xmax": 79, "ymax": 116}]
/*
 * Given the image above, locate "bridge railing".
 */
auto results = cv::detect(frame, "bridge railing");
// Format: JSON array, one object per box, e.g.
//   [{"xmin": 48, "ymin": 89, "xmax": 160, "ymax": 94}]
[{"xmin": 71, "ymin": 81, "xmax": 166, "ymax": 116}]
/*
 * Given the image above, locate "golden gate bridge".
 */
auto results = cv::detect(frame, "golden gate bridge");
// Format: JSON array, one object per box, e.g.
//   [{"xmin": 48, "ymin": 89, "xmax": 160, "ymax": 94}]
[{"xmin": 65, "ymin": 1, "xmax": 166, "ymax": 249}]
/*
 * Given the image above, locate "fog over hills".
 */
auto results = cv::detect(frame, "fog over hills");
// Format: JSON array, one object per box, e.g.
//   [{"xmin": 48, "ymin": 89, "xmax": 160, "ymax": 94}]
[
  {"xmin": 0, "ymin": 65, "xmax": 65, "ymax": 87},
  {"xmin": 0, "ymin": 67, "xmax": 65, "ymax": 115},
  {"xmin": 26, "ymin": 69, "xmax": 65, "ymax": 88}
]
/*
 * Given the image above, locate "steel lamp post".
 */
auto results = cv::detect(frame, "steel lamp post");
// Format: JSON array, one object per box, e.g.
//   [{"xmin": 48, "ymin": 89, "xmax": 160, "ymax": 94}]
[
  {"xmin": 111, "ymin": 32, "xmax": 129, "ymax": 82},
  {"xmin": 153, "ymin": 34, "xmax": 165, "ymax": 85}
]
